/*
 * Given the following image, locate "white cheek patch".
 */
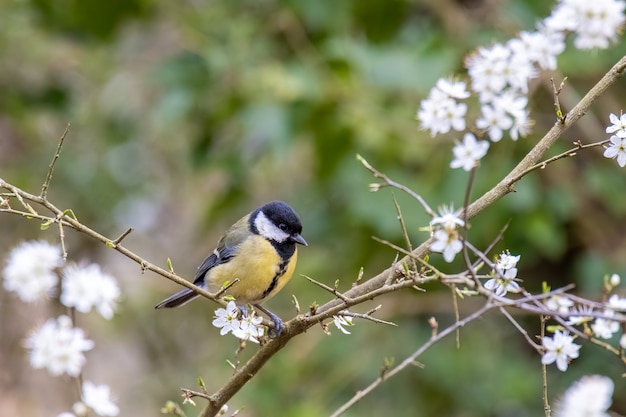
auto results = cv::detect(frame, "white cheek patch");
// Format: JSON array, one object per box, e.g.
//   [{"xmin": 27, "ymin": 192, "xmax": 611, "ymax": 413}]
[{"xmin": 254, "ymin": 211, "xmax": 290, "ymax": 242}]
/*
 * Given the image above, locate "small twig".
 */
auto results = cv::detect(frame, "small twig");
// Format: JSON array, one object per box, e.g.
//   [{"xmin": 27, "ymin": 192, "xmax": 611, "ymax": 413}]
[
  {"xmin": 41, "ymin": 123, "xmax": 70, "ymax": 199},
  {"xmin": 358, "ymin": 154, "xmax": 436, "ymax": 217},
  {"xmin": 541, "ymin": 316, "xmax": 551, "ymax": 417},
  {"xmin": 509, "ymin": 139, "xmax": 609, "ymax": 184},
  {"xmin": 392, "ymin": 194, "xmax": 416, "ymax": 272},
  {"xmin": 340, "ymin": 311, "xmax": 397, "ymax": 327},
  {"xmin": 301, "ymin": 275, "xmax": 352, "ymax": 302},
  {"xmin": 215, "ymin": 278, "xmax": 241, "ymax": 299},
  {"xmin": 461, "ymin": 165, "xmax": 478, "ymax": 287},
  {"xmin": 500, "ymin": 306, "xmax": 542, "ymax": 351},
  {"xmin": 550, "ymin": 76, "xmax": 567, "ymax": 123},
  {"xmin": 110, "ymin": 227, "xmax": 134, "ymax": 246},
  {"xmin": 181, "ymin": 388, "xmax": 212, "ymax": 401},
  {"xmin": 371, "ymin": 236, "xmax": 442, "ymax": 280},
  {"xmin": 329, "ymin": 302, "xmax": 494, "ymax": 417}
]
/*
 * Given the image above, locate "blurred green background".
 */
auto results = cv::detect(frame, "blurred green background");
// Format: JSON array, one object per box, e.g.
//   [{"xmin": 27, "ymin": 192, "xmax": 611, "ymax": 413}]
[{"xmin": 1, "ymin": 0, "xmax": 626, "ymax": 416}]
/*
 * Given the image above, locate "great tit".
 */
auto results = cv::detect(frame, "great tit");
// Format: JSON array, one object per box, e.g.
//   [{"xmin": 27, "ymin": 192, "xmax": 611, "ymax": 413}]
[{"xmin": 155, "ymin": 201, "xmax": 307, "ymax": 336}]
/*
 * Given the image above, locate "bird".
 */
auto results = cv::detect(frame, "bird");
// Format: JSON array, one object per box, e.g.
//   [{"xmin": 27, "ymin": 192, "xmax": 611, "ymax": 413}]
[{"xmin": 155, "ymin": 201, "xmax": 307, "ymax": 337}]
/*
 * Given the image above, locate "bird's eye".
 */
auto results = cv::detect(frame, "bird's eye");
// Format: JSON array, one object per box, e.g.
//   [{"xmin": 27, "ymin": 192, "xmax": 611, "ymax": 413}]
[{"xmin": 278, "ymin": 223, "xmax": 288, "ymax": 231}]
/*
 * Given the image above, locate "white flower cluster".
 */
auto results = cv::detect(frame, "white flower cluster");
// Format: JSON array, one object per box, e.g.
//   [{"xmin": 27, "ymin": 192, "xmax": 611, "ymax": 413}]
[
  {"xmin": 429, "ymin": 205, "xmax": 465, "ymax": 263},
  {"xmin": 2, "ymin": 241, "xmax": 121, "ymax": 416},
  {"xmin": 604, "ymin": 113, "xmax": 626, "ymax": 168},
  {"xmin": 484, "ymin": 252, "xmax": 521, "ymax": 297},
  {"xmin": 58, "ymin": 381, "xmax": 120, "ymax": 417},
  {"xmin": 417, "ymin": 78, "xmax": 469, "ymax": 137},
  {"xmin": 554, "ymin": 375, "xmax": 614, "ymax": 417},
  {"xmin": 25, "ymin": 315, "xmax": 94, "ymax": 377},
  {"xmin": 61, "ymin": 263, "xmax": 121, "ymax": 319},
  {"xmin": 545, "ymin": 0, "xmax": 626, "ymax": 50},
  {"xmin": 212, "ymin": 301, "xmax": 265, "ymax": 343},
  {"xmin": 3, "ymin": 241, "xmax": 121, "ymax": 319},
  {"xmin": 418, "ymin": 0, "xmax": 625, "ymax": 168},
  {"xmin": 542, "ymin": 274, "xmax": 626, "ymax": 372},
  {"xmin": 3, "ymin": 240, "xmax": 64, "ymax": 301}
]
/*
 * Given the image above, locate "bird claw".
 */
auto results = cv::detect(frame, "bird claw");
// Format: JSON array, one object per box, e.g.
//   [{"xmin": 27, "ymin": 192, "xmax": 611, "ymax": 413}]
[{"xmin": 253, "ymin": 304, "xmax": 283, "ymax": 338}]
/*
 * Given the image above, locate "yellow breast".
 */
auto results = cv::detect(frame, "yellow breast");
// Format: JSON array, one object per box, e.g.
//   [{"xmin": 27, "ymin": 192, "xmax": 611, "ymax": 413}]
[{"xmin": 205, "ymin": 235, "xmax": 297, "ymax": 305}]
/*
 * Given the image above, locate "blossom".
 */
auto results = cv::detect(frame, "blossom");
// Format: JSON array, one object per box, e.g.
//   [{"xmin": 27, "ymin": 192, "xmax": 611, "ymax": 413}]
[
  {"xmin": 484, "ymin": 253, "xmax": 522, "ymax": 296},
  {"xmin": 3, "ymin": 240, "xmax": 64, "ymax": 302},
  {"xmin": 603, "ymin": 135, "xmax": 626, "ymax": 167},
  {"xmin": 430, "ymin": 205, "xmax": 464, "ymax": 230},
  {"xmin": 541, "ymin": 330, "xmax": 581, "ymax": 371},
  {"xmin": 554, "ymin": 375, "xmax": 614, "ymax": 417},
  {"xmin": 333, "ymin": 315, "xmax": 354, "ymax": 335},
  {"xmin": 212, "ymin": 301, "xmax": 242, "ymax": 335},
  {"xmin": 484, "ymin": 276, "xmax": 520, "ymax": 297},
  {"xmin": 606, "ymin": 113, "xmax": 626, "ymax": 137},
  {"xmin": 82, "ymin": 381, "xmax": 119, "ymax": 416},
  {"xmin": 61, "ymin": 263, "xmax": 120, "ymax": 319},
  {"xmin": 495, "ymin": 253, "xmax": 520, "ymax": 271},
  {"xmin": 233, "ymin": 313, "xmax": 264, "ymax": 343},
  {"xmin": 450, "ymin": 133, "xmax": 490, "ymax": 171},
  {"xmin": 476, "ymin": 104, "xmax": 513, "ymax": 142},
  {"xmin": 545, "ymin": 0, "xmax": 626, "ymax": 50},
  {"xmin": 607, "ymin": 294, "xmax": 626, "ymax": 311},
  {"xmin": 591, "ymin": 310, "xmax": 620, "ymax": 339},
  {"xmin": 24, "ymin": 315, "xmax": 94, "ymax": 377},
  {"xmin": 435, "ymin": 78, "xmax": 470, "ymax": 99},
  {"xmin": 417, "ymin": 81, "xmax": 468, "ymax": 137},
  {"xmin": 609, "ymin": 273, "xmax": 621, "ymax": 287},
  {"xmin": 545, "ymin": 295, "xmax": 575, "ymax": 314},
  {"xmin": 430, "ymin": 229, "xmax": 463, "ymax": 263}
]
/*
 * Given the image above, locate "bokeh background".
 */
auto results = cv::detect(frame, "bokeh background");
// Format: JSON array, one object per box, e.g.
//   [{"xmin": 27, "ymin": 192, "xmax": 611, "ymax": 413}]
[{"xmin": 1, "ymin": 0, "xmax": 626, "ymax": 416}]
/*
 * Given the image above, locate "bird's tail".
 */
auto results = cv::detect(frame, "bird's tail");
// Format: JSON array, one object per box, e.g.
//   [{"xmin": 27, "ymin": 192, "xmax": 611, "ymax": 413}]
[{"xmin": 154, "ymin": 288, "xmax": 199, "ymax": 309}]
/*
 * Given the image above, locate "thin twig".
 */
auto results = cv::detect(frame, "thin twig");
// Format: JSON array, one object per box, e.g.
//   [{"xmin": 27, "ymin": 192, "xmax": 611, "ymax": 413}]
[
  {"xmin": 340, "ymin": 311, "xmax": 397, "ymax": 327},
  {"xmin": 111, "ymin": 227, "xmax": 134, "ymax": 246},
  {"xmin": 329, "ymin": 302, "xmax": 495, "ymax": 417},
  {"xmin": 302, "ymin": 275, "xmax": 352, "ymax": 302},
  {"xmin": 41, "ymin": 123, "xmax": 70, "ymax": 199},
  {"xmin": 509, "ymin": 139, "xmax": 609, "ymax": 184},
  {"xmin": 358, "ymin": 154, "xmax": 436, "ymax": 217},
  {"xmin": 550, "ymin": 76, "xmax": 567, "ymax": 123}
]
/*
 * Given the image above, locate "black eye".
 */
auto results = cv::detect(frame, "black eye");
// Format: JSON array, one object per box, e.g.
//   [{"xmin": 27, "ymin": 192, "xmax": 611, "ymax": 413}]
[{"xmin": 278, "ymin": 223, "xmax": 288, "ymax": 231}]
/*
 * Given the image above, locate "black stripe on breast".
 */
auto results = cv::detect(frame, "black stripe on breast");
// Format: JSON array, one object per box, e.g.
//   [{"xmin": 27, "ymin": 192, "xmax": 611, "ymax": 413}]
[{"xmin": 260, "ymin": 258, "xmax": 290, "ymax": 300}]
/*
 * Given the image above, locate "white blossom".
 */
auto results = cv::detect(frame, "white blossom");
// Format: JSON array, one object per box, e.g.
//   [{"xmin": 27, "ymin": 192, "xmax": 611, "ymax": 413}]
[
  {"xmin": 545, "ymin": 0, "xmax": 626, "ymax": 50},
  {"xmin": 83, "ymin": 381, "xmax": 119, "ymax": 416},
  {"xmin": 545, "ymin": 295, "xmax": 574, "ymax": 314},
  {"xmin": 450, "ymin": 133, "xmax": 490, "ymax": 171},
  {"xmin": 233, "ymin": 313, "xmax": 264, "ymax": 343},
  {"xmin": 591, "ymin": 310, "xmax": 620, "ymax": 339},
  {"xmin": 212, "ymin": 301, "xmax": 242, "ymax": 335},
  {"xmin": 333, "ymin": 315, "xmax": 354, "ymax": 335},
  {"xmin": 24, "ymin": 315, "xmax": 94, "ymax": 377},
  {"xmin": 430, "ymin": 229, "xmax": 463, "ymax": 263},
  {"xmin": 603, "ymin": 135, "xmax": 626, "ymax": 167},
  {"xmin": 554, "ymin": 375, "xmax": 614, "ymax": 417},
  {"xmin": 606, "ymin": 113, "xmax": 626, "ymax": 137},
  {"xmin": 61, "ymin": 263, "xmax": 120, "ymax": 319},
  {"xmin": 3, "ymin": 240, "xmax": 63, "ymax": 302},
  {"xmin": 541, "ymin": 330, "xmax": 581, "ymax": 371}
]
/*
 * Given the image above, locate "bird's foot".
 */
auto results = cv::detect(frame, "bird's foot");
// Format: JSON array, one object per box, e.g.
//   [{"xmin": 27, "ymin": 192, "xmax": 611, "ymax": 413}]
[{"xmin": 253, "ymin": 304, "xmax": 283, "ymax": 338}]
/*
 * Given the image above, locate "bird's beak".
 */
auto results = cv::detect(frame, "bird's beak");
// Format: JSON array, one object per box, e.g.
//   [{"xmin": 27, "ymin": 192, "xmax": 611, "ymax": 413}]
[{"xmin": 291, "ymin": 233, "xmax": 308, "ymax": 246}]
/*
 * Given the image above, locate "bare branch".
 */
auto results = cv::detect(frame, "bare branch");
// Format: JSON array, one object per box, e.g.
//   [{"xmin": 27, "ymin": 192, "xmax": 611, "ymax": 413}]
[{"xmin": 41, "ymin": 123, "xmax": 70, "ymax": 199}]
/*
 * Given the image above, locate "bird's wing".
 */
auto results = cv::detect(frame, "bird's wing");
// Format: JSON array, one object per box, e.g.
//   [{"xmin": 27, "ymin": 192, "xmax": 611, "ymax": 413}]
[
  {"xmin": 192, "ymin": 215, "xmax": 250, "ymax": 284},
  {"xmin": 192, "ymin": 245, "xmax": 236, "ymax": 284}
]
